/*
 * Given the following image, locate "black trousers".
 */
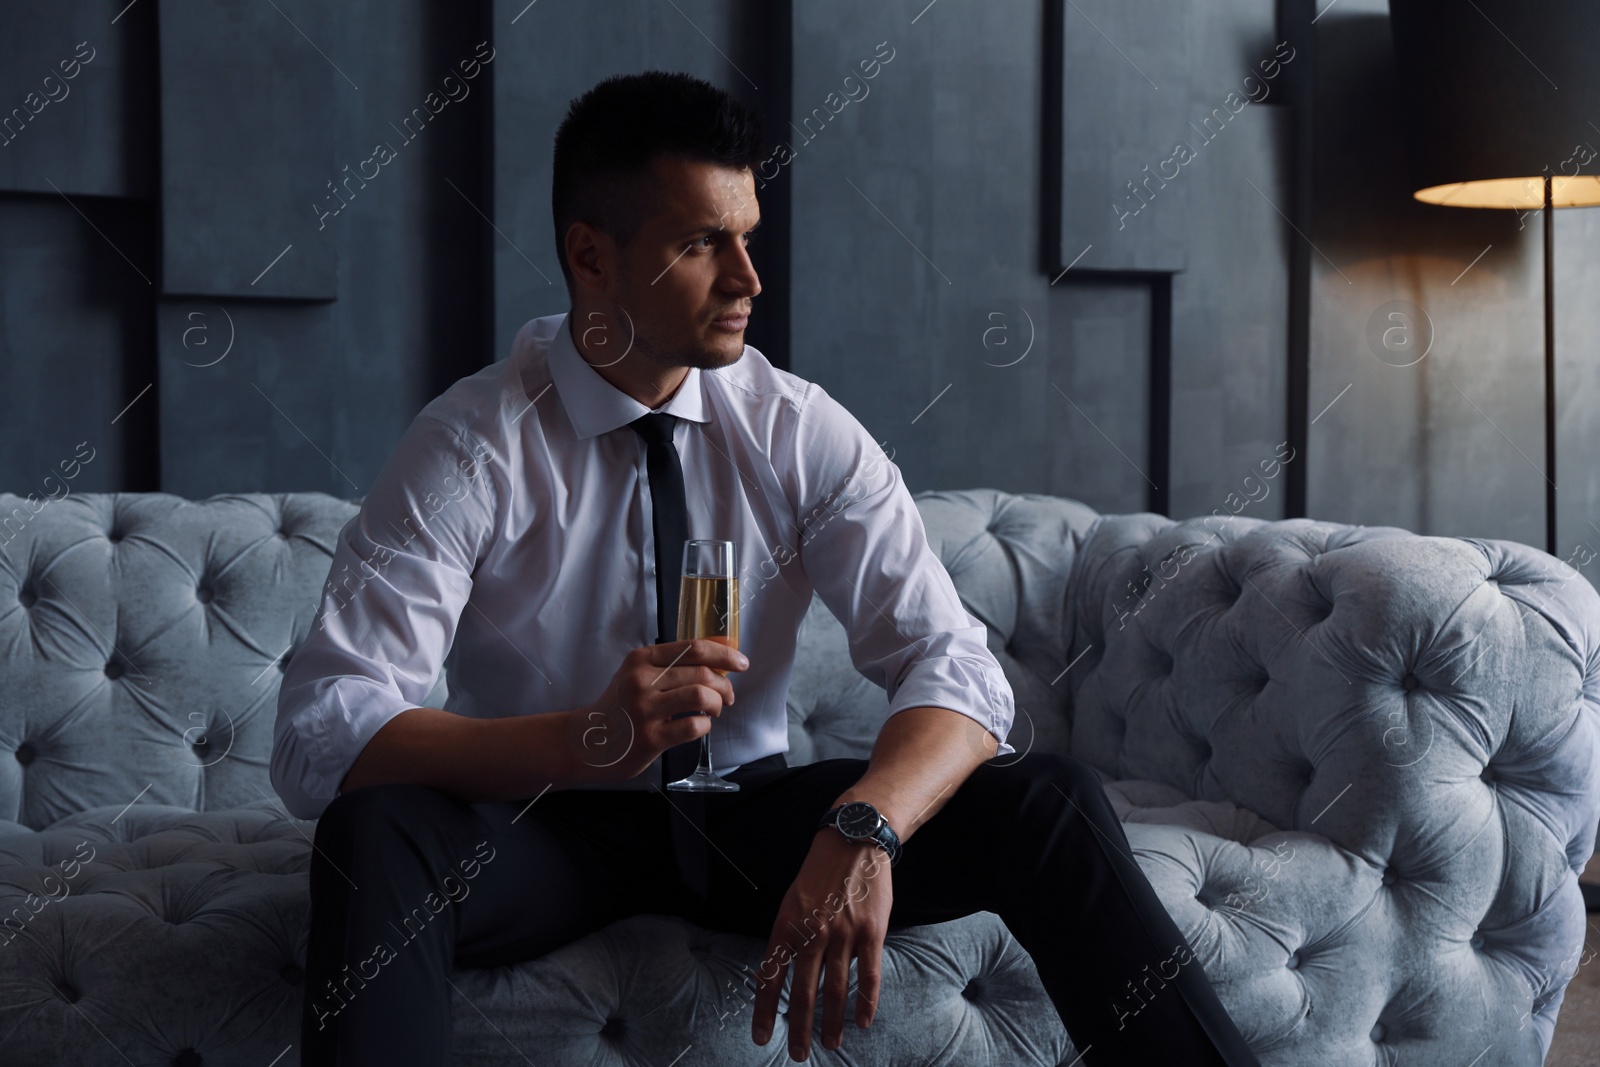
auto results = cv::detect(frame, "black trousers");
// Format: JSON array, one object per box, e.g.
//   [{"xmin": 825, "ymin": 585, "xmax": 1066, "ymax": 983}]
[{"xmin": 299, "ymin": 750, "xmax": 1260, "ymax": 1066}]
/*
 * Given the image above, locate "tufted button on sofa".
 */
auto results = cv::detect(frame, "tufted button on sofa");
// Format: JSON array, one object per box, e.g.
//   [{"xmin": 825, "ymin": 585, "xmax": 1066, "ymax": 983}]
[{"xmin": 0, "ymin": 489, "xmax": 1595, "ymax": 1065}]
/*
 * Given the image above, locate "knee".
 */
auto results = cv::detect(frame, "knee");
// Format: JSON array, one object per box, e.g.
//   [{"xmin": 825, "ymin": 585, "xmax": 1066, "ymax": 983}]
[
  {"xmin": 995, "ymin": 752, "xmax": 1122, "ymax": 846},
  {"xmin": 1013, "ymin": 749, "xmax": 1106, "ymax": 803}
]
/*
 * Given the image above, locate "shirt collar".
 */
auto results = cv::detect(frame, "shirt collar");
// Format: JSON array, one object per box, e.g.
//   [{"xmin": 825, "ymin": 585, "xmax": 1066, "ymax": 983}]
[{"xmin": 547, "ymin": 311, "xmax": 710, "ymax": 440}]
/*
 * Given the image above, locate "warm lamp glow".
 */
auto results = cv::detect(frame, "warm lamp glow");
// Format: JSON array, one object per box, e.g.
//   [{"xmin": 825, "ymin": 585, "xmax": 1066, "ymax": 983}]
[{"xmin": 1414, "ymin": 175, "xmax": 1600, "ymax": 208}]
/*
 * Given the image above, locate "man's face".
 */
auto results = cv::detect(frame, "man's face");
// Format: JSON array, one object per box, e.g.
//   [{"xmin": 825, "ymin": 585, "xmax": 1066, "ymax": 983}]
[{"xmin": 607, "ymin": 156, "xmax": 762, "ymax": 372}]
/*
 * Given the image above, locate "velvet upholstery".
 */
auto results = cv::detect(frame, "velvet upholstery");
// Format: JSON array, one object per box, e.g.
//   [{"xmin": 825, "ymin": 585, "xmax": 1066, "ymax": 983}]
[{"xmin": 0, "ymin": 488, "xmax": 1594, "ymax": 1065}]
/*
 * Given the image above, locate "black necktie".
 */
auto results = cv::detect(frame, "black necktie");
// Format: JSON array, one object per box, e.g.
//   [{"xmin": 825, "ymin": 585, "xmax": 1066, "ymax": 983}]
[{"xmin": 628, "ymin": 412, "xmax": 710, "ymax": 901}]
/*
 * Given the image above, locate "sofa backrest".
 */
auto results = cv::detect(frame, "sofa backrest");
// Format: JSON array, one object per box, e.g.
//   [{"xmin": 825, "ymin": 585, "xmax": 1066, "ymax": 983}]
[
  {"xmin": 1066, "ymin": 511, "xmax": 1600, "ymax": 863},
  {"xmin": 1066, "ymin": 511, "xmax": 1600, "ymax": 1022},
  {"xmin": 0, "ymin": 492, "xmax": 381, "ymax": 830},
  {"xmin": 0, "ymin": 488, "xmax": 1095, "ymax": 830}
]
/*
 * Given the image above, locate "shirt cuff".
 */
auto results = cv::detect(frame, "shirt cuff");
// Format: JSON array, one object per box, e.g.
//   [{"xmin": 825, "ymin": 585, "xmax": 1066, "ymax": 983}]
[
  {"xmin": 276, "ymin": 676, "xmax": 418, "ymax": 819},
  {"xmin": 885, "ymin": 655, "xmax": 1018, "ymax": 758}
]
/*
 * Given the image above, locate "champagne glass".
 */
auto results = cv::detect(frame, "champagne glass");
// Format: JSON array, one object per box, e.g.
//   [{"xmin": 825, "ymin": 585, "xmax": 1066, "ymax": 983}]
[{"xmin": 667, "ymin": 539, "xmax": 741, "ymax": 792}]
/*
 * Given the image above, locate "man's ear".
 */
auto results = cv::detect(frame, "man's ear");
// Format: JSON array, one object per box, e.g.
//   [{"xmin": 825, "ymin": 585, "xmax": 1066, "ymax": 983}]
[{"xmin": 564, "ymin": 221, "xmax": 612, "ymax": 296}]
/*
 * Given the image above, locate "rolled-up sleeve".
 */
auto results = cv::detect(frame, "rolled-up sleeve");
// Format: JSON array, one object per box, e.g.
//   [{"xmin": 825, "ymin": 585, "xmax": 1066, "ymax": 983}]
[
  {"xmin": 271, "ymin": 413, "xmax": 499, "ymax": 819},
  {"xmin": 785, "ymin": 384, "xmax": 1016, "ymax": 757}
]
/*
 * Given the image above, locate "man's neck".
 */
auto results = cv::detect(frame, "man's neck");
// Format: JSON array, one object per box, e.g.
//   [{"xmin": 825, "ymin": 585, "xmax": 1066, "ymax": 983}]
[{"xmin": 568, "ymin": 311, "xmax": 688, "ymax": 411}]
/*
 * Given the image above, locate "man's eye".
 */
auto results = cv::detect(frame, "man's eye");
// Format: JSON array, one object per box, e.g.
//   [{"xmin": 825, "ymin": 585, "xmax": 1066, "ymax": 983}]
[{"xmin": 689, "ymin": 233, "xmax": 757, "ymax": 251}]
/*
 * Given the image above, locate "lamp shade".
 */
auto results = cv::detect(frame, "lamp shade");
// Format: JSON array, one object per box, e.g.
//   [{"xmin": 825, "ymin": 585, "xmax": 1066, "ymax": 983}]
[{"xmin": 1389, "ymin": 0, "xmax": 1600, "ymax": 208}]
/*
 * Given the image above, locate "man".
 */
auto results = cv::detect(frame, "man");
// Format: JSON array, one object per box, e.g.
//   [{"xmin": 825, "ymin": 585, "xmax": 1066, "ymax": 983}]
[{"xmin": 272, "ymin": 70, "xmax": 1260, "ymax": 1065}]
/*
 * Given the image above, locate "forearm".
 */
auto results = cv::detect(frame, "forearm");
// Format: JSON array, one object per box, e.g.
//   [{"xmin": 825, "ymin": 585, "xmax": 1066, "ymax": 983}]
[
  {"xmin": 338, "ymin": 706, "xmax": 601, "ymax": 801},
  {"xmin": 830, "ymin": 705, "xmax": 1000, "ymax": 842}
]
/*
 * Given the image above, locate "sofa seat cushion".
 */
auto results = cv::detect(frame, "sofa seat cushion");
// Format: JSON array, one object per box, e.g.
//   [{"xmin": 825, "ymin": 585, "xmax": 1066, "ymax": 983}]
[
  {"xmin": 0, "ymin": 799, "xmax": 312, "ymax": 1063},
  {"xmin": 448, "ymin": 912, "xmax": 1074, "ymax": 1065},
  {"xmin": 0, "ymin": 800, "xmax": 1078, "ymax": 1065},
  {"xmin": 1103, "ymin": 776, "xmax": 1283, "ymax": 845}
]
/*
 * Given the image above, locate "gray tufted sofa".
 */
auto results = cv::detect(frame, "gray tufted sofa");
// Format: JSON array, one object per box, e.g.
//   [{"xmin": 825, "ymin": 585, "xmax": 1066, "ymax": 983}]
[{"xmin": 0, "ymin": 487, "xmax": 1596, "ymax": 1066}]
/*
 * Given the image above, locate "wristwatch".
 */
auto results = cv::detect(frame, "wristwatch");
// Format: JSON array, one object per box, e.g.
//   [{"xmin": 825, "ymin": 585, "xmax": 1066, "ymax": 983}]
[{"xmin": 817, "ymin": 801, "xmax": 902, "ymax": 867}]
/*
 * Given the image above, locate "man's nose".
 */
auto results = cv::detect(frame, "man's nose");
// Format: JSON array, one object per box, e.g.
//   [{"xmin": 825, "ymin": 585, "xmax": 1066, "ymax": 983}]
[{"xmin": 722, "ymin": 244, "xmax": 761, "ymax": 298}]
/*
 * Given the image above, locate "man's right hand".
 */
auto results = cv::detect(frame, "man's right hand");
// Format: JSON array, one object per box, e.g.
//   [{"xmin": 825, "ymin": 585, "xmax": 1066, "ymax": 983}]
[{"xmin": 566, "ymin": 638, "xmax": 749, "ymax": 784}]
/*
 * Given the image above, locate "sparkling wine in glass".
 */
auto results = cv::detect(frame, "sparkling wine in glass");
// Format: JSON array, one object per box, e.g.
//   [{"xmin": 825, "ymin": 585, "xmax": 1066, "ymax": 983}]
[{"xmin": 667, "ymin": 539, "xmax": 740, "ymax": 792}]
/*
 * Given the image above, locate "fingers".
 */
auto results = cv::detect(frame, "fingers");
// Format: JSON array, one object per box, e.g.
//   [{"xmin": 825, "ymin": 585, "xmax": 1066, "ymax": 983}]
[
  {"xmin": 664, "ymin": 707, "xmax": 712, "ymax": 749},
  {"xmin": 633, "ymin": 645, "xmax": 738, "ymax": 707},
  {"xmin": 590, "ymin": 641, "xmax": 746, "ymax": 781},
  {"xmin": 819, "ymin": 941, "xmax": 854, "ymax": 1052},
  {"xmin": 786, "ymin": 943, "xmax": 824, "ymax": 1060},
  {"xmin": 655, "ymin": 637, "xmax": 749, "ymax": 673},
  {"xmin": 660, "ymin": 684, "xmax": 725, "ymax": 720},
  {"xmin": 662, "ymin": 668, "xmax": 734, "ymax": 708},
  {"xmin": 627, "ymin": 657, "xmax": 730, "ymax": 718},
  {"xmin": 854, "ymin": 934, "xmax": 881, "ymax": 1029},
  {"xmin": 751, "ymin": 938, "xmax": 789, "ymax": 1048}
]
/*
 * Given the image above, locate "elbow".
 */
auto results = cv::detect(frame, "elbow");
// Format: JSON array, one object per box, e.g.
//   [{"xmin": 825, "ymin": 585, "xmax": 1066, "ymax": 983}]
[
  {"xmin": 280, "ymin": 790, "xmax": 329, "ymax": 823},
  {"xmin": 269, "ymin": 725, "xmax": 335, "ymax": 822},
  {"xmin": 274, "ymin": 762, "xmax": 334, "ymax": 820}
]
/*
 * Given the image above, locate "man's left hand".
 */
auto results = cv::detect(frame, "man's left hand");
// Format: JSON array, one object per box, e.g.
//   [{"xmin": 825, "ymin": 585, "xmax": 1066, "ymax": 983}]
[{"xmin": 751, "ymin": 827, "xmax": 894, "ymax": 1060}]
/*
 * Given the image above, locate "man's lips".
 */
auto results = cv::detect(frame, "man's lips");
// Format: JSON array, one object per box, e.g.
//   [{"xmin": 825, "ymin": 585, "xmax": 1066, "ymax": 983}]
[{"xmin": 712, "ymin": 312, "xmax": 749, "ymax": 330}]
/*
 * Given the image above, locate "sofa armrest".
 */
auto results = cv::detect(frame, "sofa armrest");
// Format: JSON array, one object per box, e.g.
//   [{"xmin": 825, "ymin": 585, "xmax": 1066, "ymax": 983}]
[{"xmin": 1064, "ymin": 512, "xmax": 1600, "ymax": 1047}]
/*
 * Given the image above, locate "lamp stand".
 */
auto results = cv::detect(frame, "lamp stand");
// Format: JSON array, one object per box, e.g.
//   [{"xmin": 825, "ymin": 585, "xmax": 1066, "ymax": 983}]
[{"xmin": 1544, "ymin": 175, "xmax": 1557, "ymax": 558}]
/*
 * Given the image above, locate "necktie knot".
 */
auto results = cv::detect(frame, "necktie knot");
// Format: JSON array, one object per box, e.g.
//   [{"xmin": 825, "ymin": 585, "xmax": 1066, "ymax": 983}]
[{"xmin": 629, "ymin": 412, "xmax": 678, "ymax": 448}]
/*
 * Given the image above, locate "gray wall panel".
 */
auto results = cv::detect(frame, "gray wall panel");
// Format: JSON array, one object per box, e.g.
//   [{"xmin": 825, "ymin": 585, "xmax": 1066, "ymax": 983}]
[
  {"xmin": 1166, "ymin": 10, "xmax": 1292, "ymax": 521},
  {"xmin": 791, "ymin": 2, "xmax": 1087, "ymax": 500},
  {"xmin": 156, "ymin": 1, "xmax": 494, "ymax": 497},
  {"xmin": 1554, "ymin": 206, "xmax": 1600, "ymax": 567},
  {"xmin": 1047, "ymin": 283, "xmax": 1152, "ymax": 513},
  {"xmin": 158, "ymin": 0, "xmax": 339, "ymax": 298},
  {"xmin": 328, "ymin": 2, "xmax": 494, "ymax": 435},
  {"xmin": 1057, "ymin": 0, "xmax": 1194, "ymax": 273},
  {"xmin": 157, "ymin": 301, "xmax": 344, "ymax": 495},
  {"xmin": 0, "ymin": 0, "xmax": 156, "ymax": 198},
  {"xmin": 0, "ymin": 197, "xmax": 157, "ymax": 494},
  {"xmin": 794, "ymin": 0, "xmax": 1282, "ymax": 519}
]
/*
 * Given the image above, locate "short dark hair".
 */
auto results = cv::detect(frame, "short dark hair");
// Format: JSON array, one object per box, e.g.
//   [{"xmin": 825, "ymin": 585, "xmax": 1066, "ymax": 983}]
[{"xmin": 551, "ymin": 71, "xmax": 765, "ymax": 295}]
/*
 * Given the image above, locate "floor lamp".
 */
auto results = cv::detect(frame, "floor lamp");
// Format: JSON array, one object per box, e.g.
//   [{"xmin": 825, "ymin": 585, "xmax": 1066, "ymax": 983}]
[{"xmin": 1388, "ymin": 0, "xmax": 1600, "ymax": 559}]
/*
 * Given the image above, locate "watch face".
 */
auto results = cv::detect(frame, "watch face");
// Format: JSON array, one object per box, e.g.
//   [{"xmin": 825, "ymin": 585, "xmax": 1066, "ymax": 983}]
[{"xmin": 837, "ymin": 802, "xmax": 883, "ymax": 839}]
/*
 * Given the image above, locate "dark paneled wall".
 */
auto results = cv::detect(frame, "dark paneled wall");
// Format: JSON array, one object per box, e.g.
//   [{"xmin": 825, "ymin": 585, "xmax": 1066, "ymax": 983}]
[
  {"xmin": 155, "ymin": 0, "xmax": 495, "ymax": 496},
  {"xmin": 783, "ymin": 0, "xmax": 1288, "ymax": 520},
  {"xmin": 0, "ymin": 195, "xmax": 157, "ymax": 493},
  {"xmin": 0, "ymin": 2, "xmax": 156, "ymax": 198},
  {"xmin": 3, "ymin": 0, "xmax": 1597, "ymax": 572},
  {"xmin": 2, "ymin": 0, "xmax": 494, "ymax": 500},
  {"xmin": 1, "ymin": 1, "xmax": 159, "ymax": 493},
  {"xmin": 158, "ymin": 0, "xmax": 339, "ymax": 299}
]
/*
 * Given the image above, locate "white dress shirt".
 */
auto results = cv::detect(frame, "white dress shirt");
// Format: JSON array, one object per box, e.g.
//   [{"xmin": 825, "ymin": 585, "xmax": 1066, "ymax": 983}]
[{"xmin": 271, "ymin": 311, "xmax": 1016, "ymax": 820}]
